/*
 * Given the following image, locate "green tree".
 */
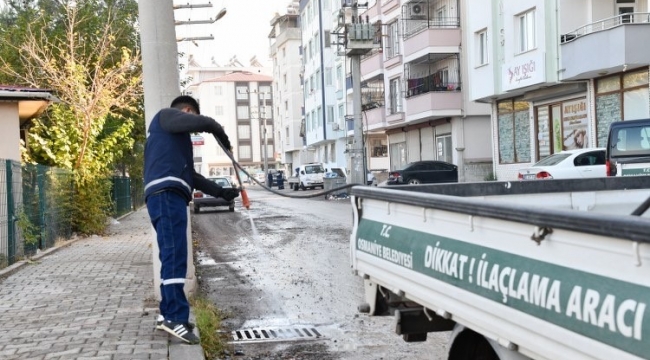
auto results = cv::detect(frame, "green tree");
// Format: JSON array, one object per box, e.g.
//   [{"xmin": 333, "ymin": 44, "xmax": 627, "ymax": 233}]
[{"xmin": 0, "ymin": 0, "xmax": 143, "ymax": 234}]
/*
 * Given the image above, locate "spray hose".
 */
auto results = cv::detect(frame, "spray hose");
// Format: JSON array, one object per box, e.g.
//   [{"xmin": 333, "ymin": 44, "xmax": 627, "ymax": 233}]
[{"xmin": 216, "ymin": 140, "xmax": 361, "ymax": 209}]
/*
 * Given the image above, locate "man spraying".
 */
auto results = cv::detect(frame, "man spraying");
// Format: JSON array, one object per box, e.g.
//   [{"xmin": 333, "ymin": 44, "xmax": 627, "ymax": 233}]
[{"xmin": 144, "ymin": 95, "xmax": 239, "ymax": 344}]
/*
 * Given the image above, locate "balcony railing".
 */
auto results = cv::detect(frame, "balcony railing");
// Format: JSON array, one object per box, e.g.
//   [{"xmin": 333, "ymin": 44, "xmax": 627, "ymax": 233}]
[
  {"xmin": 404, "ymin": 54, "xmax": 461, "ymax": 98},
  {"xmin": 401, "ymin": 0, "xmax": 460, "ymax": 39},
  {"xmin": 561, "ymin": 12, "xmax": 650, "ymax": 43}
]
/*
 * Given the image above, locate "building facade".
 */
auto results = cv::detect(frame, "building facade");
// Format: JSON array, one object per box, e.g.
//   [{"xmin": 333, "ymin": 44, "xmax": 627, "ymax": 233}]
[
  {"xmin": 186, "ymin": 70, "xmax": 275, "ymax": 178},
  {"xmin": 355, "ymin": 0, "xmax": 492, "ymax": 181},
  {"xmin": 466, "ymin": 0, "xmax": 650, "ymax": 180},
  {"xmin": 269, "ymin": 4, "xmax": 315, "ymax": 174},
  {"xmin": 299, "ymin": 0, "xmax": 349, "ymax": 173}
]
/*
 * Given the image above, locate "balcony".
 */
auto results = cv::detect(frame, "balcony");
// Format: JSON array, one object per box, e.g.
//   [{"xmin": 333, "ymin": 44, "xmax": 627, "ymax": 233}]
[
  {"xmin": 403, "ymin": 28, "xmax": 461, "ymax": 60},
  {"xmin": 360, "ymin": 50, "xmax": 383, "ymax": 77},
  {"xmin": 362, "ymin": 106, "xmax": 386, "ymax": 131},
  {"xmin": 405, "ymin": 54, "xmax": 461, "ymax": 97},
  {"xmin": 406, "ymin": 91, "xmax": 461, "ymax": 121},
  {"xmin": 561, "ymin": 12, "xmax": 650, "ymax": 80}
]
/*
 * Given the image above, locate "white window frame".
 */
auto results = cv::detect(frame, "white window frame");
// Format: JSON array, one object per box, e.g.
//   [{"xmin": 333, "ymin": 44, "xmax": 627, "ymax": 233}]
[
  {"xmin": 389, "ymin": 77, "xmax": 402, "ymax": 114},
  {"xmin": 385, "ymin": 21, "xmax": 400, "ymax": 59},
  {"xmin": 517, "ymin": 9, "xmax": 536, "ymax": 53},
  {"xmin": 477, "ymin": 29, "xmax": 488, "ymax": 66}
]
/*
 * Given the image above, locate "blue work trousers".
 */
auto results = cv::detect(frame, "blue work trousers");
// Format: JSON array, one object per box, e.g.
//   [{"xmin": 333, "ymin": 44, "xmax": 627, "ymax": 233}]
[{"xmin": 146, "ymin": 190, "xmax": 190, "ymax": 323}]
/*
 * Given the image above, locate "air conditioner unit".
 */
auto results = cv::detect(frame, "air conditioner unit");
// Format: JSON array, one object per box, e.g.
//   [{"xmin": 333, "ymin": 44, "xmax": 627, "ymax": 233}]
[
  {"xmin": 331, "ymin": 123, "xmax": 341, "ymax": 131},
  {"xmin": 408, "ymin": 1, "xmax": 426, "ymax": 19}
]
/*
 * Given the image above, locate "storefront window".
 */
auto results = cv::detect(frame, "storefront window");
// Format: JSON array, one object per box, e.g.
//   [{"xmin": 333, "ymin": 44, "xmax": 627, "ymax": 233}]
[
  {"xmin": 497, "ymin": 99, "xmax": 531, "ymax": 164},
  {"xmin": 596, "ymin": 69, "xmax": 649, "ymax": 146},
  {"xmin": 535, "ymin": 98, "xmax": 589, "ymax": 160},
  {"xmin": 390, "ymin": 142, "xmax": 407, "ymax": 170}
]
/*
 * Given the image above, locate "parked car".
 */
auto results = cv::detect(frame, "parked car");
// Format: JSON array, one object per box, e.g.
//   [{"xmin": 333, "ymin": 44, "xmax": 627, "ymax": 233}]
[
  {"xmin": 387, "ymin": 161, "xmax": 458, "ymax": 185},
  {"xmin": 517, "ymin": 148, "xmax": 606, "ymax": 180},
  {"xmin": 192, "ymin": 176, "xmax": 235, "ymax": 213},
  {"xmin": 606, "ymin": 118, "xmax": 650, "ymax": 176}
]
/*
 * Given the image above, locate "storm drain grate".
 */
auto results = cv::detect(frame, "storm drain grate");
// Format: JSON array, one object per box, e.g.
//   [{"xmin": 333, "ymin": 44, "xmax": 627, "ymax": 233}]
[{"xmin": 230, "ymin": 326, "xmax": 323, "ymax": 344}]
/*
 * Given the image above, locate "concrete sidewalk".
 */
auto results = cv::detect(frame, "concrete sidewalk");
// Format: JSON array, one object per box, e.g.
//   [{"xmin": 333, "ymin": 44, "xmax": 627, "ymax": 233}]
[{"xmin": 0, "ymin": 208, "xmax": 204, "ymax": 360}]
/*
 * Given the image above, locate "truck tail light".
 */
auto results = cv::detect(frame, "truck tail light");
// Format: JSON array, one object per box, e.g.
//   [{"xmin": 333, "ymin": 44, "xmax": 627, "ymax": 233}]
[
  {"xmin": 193, "ymin": 192, "xmax": 204, "ymax": 199},
  {"xmin": 536, "ymin": 171, "xmax": 553, "ymax": 179},
  {"xmin": 517, "ymin": 173, "xmax": 523, "ymax": 180}
]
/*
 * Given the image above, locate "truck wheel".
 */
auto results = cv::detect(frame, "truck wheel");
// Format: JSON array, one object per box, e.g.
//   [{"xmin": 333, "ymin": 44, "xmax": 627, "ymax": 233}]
[
  {"xmin": 448, "ymin": 329, "xmax": 499, "ymax": 360},
  {"xmin": 300, "ymin": 183, "xmax": 306, "ymax": 191},
  {"xmin": 293, "ymin": 183, "xmax": 298, "ymax": 191},
  {"xmin": 228, "ymin": 204, "xmax": 235, "ymax": 212}
]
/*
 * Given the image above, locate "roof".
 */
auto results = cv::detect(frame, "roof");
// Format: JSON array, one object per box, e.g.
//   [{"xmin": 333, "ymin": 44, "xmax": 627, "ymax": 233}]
[
  {"xmin": 201, "ymin": 71, "xmax": 273, "ymax": 84},
  {"xmin": 0, "ymin": 85, "xmax": 59, "ymax": 124}
]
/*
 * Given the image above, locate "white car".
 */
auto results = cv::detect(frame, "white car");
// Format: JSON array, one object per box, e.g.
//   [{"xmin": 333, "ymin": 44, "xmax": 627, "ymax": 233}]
[{"xmin": 517, "ymin": 148, "xmax": 606, "ymax": 180}]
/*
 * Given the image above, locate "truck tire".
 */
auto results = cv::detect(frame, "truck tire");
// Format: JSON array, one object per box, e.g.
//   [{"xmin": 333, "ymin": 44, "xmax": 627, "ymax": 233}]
[
  {"xmin": 300, "ymin": 182, "xmax": 306, "ymax": 191},
  {"xmin": 293, "ymin": 183, "xmax": 298, "ymax": 191},
  {"xmin": 448, "ymin": 329, "xmax": 500, "ymax": 360}
]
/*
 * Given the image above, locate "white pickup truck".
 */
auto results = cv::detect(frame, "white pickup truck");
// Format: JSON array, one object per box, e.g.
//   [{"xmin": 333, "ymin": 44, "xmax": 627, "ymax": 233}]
[
  {"xmin": 287, "ymin": 162, "xmax": 325, "ymax": 190},
  {"xmin": 350, "ymin": 177, "xmax": 650, "ymax": 360}
]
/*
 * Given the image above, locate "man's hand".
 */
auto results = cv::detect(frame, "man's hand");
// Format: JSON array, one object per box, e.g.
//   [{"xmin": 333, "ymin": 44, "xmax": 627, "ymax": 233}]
[{"xmin": 220, "ymin": 188, "xmax": 240, "ymax": 201}]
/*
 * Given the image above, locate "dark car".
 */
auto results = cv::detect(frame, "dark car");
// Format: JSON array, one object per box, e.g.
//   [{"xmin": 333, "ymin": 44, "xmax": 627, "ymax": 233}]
[
  {"xmin": 387, "ymin": 161, "xmax": 458, "ymax": 185},
  {"xmin": 606, "ymin": 118, "xmax": 650, "ymax": 176},
  {"xmin": 192, "ymin": 176, "xmax": 235, "ymax": 213}
]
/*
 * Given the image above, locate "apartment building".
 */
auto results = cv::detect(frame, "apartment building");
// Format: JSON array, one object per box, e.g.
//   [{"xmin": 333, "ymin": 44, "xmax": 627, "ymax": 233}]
[
  {"xmin": 299, "ymin": 0, "xmax": 349, "ymax": 172},
  {"xmin": 186, "ymin": 67, "xmax": 275, "ymax": 177},
  {"xmin": 466, "ymin": 0, "xmax": 650, "ymax": 180},
  {"xmin": 269, "ymin": 3, "xmax": 314, "ymax": 173},
  {"xmin": 358, "ymin": 0, "xmax": 492, "ymax": 181}
]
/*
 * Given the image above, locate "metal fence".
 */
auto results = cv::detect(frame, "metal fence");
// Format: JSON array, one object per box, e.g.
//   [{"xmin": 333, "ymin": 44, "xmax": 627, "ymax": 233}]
[{"xmin": 0, "ymin": 159, "xmax": 145, "ymax": 269}]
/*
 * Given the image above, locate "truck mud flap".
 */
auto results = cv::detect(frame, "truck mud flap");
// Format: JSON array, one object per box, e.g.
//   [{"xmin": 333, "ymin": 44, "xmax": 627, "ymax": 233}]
[{"xmin": 395, "ymin": 308, "xmax": 455, "ymax": 342}]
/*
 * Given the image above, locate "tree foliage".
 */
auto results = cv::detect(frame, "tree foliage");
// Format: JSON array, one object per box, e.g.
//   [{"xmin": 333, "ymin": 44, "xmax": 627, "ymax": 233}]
[{"xmin": 0, "ymin": 0, "xmax": 144, "ymax": 234}]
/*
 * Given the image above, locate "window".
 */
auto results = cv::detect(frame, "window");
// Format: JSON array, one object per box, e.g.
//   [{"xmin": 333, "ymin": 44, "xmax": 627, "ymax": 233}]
[
  {"xmin": 317, "ymin": 107, "xmax": 322, "ymax": 128},
  {"xmin": 535, "ymin": 98, "xmax": 588, "ymax": 161},
  {"xmin": 436, "ymin": 135, "xmax": 453, "ymax": 163},
  {"xmin": 282, "ymin": 47, "xmax": 286, "ymax": 58},
  {"xmin": 371, "ymin": 138, "xmax": 388, "ymax": 157},
  {"xmin": 238, "ymin": 125, "xmax": 251, "ymax": 139},
  {"xmin": 283, "ymin": 74, "xmax": 287, "ymax": 89},
  {"xmin": 324, "ymin": 30, "xmax": 331, "ymax": 47},
  {"xmin": 214, "ymin": 86, "xmax": 223, "ymax": 96},
  {"xmin": 285, "ymin": 126, "xmax": 290, "ymax": 145},
  {"xmin": 385, "ymin": 21, "xmax": 400, "ymax": 59},
  {"xmin": 236, "ymin": 105, "xmax": 249, "ymax": 119},
  {"xmin": 327, "ymin": 106, "xmax": 334, "ymax": 123},
  {"xmin": 339, "ymin": 104, "xmax": 345, "ymax": 125},
  {"xmin": 215, "ymin": 106, "xmax": 224, "ymax": 116},
  {"xmin": 259, "ymin": 85, "xmax": 272, "ymax": 100},
  {"xmin": 596, "ymin": 69, "xmax": 650, "ymax": 146},
  {"xmin": 284, "ymin": 101, "xmax": 289, "ymax": 111},
  {"xmin": 306, "ymin": 113, "xmax": 311, "ymax": 132},
  {"xmin": 517, "ymin": 9, "xmax": 536, "ymax": 53},
  {"xmin": 325, "ymin": 68, "xmax": 332, "ymax": 86},
  {"xmin": 389, "ymin": 78, "xmax": 402, "ymax": 114},
  {"xmin": 497, "ymin": 99, "xmax": 531, "ymax": 164},
  {"xmin": 315, "ymin": 70, "xmax": 321, "ymax": 90},
  {"xmin": 337, "ymin": 65, "xmax": 343, "ymax": 90},
  {"xmin": 236, "ymin": 86, "xmax": 248, "ymax": 100},
  {"xmin": 239, "ymin": 145, "xmax": 251, "ymax": 159},
  {"xmin": 477, "ymin": 29, "xmax": 488, "ymax": 65},
  {"xmin": 390, "ymin": 142, "xmax": 407, "ymax": 171}
]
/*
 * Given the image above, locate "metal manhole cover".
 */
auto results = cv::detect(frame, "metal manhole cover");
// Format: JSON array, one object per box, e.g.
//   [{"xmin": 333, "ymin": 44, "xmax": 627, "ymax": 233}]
[{"xmin": 229, "ymin": 326, "xmax": 323, "ymax": 344}]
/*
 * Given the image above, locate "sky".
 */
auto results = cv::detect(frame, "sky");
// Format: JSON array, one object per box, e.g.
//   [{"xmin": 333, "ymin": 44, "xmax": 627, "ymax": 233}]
[{"xmin": 173, "ymin": 0, "xmax": 291, "ymax": 68}]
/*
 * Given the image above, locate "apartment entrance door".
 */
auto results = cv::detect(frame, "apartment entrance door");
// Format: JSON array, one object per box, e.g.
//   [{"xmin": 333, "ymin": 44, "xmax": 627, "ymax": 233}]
[{"xmin": 616, "ymin": 0, "xmax": 635, "ymax": 23}]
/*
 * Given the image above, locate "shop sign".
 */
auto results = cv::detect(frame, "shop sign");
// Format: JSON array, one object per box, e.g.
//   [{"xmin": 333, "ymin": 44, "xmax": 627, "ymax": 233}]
[{"xmin": 502, "ymin": 53, "xmax": 545, "ymax": 91}]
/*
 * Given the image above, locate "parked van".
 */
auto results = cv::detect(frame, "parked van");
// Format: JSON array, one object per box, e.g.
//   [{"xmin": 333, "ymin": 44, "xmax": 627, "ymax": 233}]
[{"xmin": 606, "ymin": 118, "xmax": 650, "ymax": 176}]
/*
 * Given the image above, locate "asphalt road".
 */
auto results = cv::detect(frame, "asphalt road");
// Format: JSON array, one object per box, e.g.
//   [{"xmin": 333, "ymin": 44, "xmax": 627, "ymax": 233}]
[{"xmin": 191, "ymin": 185, "xmax": 449, "ymax": 360}]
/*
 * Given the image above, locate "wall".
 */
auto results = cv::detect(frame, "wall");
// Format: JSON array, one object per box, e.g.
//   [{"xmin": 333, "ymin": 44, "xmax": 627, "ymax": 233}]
[
  {"xmin": 0, "ymin": 104, "xmax": 20, "ymax": 161},
  {"xmin": 465, "ymin": 0, "xmax": 495, "ymax": 101}
]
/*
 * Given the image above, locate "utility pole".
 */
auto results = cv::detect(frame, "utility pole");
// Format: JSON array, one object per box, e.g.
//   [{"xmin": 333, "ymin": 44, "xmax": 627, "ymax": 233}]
[
  {"xmin": 138, "ymin": 0, "xmax": 224, "ymax": 301},
  {"xmin": 334, "ymin": 1, "xmax": 378, "ymax": 185}
]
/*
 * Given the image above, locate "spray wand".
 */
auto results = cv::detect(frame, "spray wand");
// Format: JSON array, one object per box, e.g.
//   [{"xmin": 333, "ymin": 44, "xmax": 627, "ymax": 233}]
[{"xmin": 232, "ymin": 160, "xmax": 251, "ymax": 210}]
